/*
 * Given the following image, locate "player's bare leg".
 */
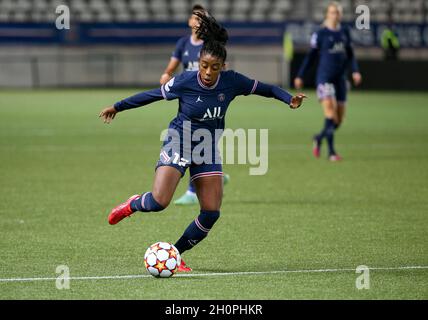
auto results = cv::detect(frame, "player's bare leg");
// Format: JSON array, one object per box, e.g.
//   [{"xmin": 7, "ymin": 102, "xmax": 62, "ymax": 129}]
[
  {"xmin": 313, "ymin": 97, "xmax": 341, "ymax": 161},
  {"xmin": 108, "ymin": 166, "xmax": 181, "ymax": 225},
  {"xmin": 175, "ymin": 175, "xmax": 223, "ymax": 272},
  {"xmin": 321, "ymin": 97, "xmax": 339, "ymax": 125},
  {"xmin": 151, "ymin": 166, "xmax": 182, "ymax": 208},
  {"xmin": 336, "ymin": 102, "xmax": 346, "ymax": 127},
  {"xmin": 326, "ymin": 101, "xmax": 345, "ymax": 161},
  {"xmin": 194, "ymin": 175, "xmax": 223, "ymax": 211},
  {"xmin": 313, "ymin": 98, "xmax": 335, "ymax": 158}
]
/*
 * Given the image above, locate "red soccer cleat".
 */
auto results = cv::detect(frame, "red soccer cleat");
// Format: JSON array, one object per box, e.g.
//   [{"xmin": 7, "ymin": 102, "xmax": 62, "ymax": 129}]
[
  {"xmin": 329, "ymin": 154, "xmax": 343, "ymax": 162},
  {"xmin": 177, "ymin": 259, "xmax": 192, "ymax": 272},
  {"xmin": 108, "ymin": 194, "xmax": 139, "ymax": 225},
  {"xmin": 312, "ymin": 136, "xmax": 321, "ymax": 158}
]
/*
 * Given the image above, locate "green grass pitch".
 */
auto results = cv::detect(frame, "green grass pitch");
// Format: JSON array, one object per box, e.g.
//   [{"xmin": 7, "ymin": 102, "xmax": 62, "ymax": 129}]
[{"xmin": 0, "ymin": 88, "xmax": 427, "ymax": 299}]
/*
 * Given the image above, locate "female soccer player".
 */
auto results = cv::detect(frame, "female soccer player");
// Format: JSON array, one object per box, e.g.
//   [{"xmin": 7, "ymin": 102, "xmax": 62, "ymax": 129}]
[
  {"xmin": 294, "ymin": 1, "xmax": 362, "ymax": 161},
  {"xmin": 99, "ymin": 12, "xmax": 306, "ymax": 272},
  {"xmin": 160, "ymin": 4, "xmax": 230, "ymax": 206}
]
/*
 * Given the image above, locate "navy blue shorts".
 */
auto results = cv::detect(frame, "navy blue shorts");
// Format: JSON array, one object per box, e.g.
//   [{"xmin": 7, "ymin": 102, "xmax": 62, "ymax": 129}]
[
  {"xmin": 316, "ymin": 78, "xmax": 347, "ymax": 103},
  {"xmin": 155, "ymin": 146, "xmax": 223, "ymax": 182}
]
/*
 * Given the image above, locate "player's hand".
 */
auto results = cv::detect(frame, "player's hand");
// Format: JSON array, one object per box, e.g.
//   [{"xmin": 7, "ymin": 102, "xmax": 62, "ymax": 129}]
[
  {"xmin": 99, "ymin": 106, "xmax": 117, "ymax": 124},
  {"xmin": 352, "ymin": 72, "xmax": 362, "ymax": 86},
  {"xmin": 294, "ymin": 77, "xmax": 304, "ymax": 90},
  {"xmin": 290, "ymin": 93, "xmax": 307, "ymax": 109},
  {"xmin": 160, "ymin": 73, "xmax": 172, "ymax": 85}
]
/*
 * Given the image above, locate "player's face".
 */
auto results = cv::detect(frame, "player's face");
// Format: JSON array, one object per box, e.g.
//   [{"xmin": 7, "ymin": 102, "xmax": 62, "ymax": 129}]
[
  {"xmin": 326, "ymin": 5, "xmax": 342, "ymax": 24},
  {"xmin": 188, "ymin": 12, "xmax": 202, "ymax": 30},
  {"xmin": 199, "ymin": 54, "xmax": 224, "ymax": 86}
]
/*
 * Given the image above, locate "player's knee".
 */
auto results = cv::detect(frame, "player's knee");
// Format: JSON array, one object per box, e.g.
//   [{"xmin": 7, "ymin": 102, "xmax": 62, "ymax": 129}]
[{"xmin": 198, "ymin": 191, "xmax": 223, "ymax": 212}]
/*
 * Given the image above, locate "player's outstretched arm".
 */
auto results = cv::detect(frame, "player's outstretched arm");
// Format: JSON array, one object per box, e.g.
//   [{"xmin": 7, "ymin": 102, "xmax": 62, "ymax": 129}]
[
  {"xmin": 234, "ymin": 72, "xmax": 306, "ymax": 109},
  {"xmin": 99, "ymin": 88, "xmax": 165, "ymax": 124},
  {"xmin": 253, "ymin": 81, "xmax": 306, "ymax": 109}
]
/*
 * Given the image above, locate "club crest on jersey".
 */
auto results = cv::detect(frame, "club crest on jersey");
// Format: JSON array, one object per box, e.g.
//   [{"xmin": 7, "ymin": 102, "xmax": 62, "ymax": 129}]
[
  {"xmin": 201, "ymin": 107, "xmax": 223, "ymax": 121},
  {"xmin": 217, "ymin": 93, "xmax": 225, "ymax": 102}
]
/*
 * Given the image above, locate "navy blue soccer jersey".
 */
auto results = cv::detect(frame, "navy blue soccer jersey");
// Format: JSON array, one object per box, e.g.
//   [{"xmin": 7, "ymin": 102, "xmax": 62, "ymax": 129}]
[
  {"xmin": 297, "ymin": 25, "xmax": 359, "ymax": 83},
  {"xmin": 172, "ymin": 36, "xmax": 203, "ymax": 71},
  {"xmin": 160, "ymin": 70, "xmax": 261, "ymax": 134},
  {"xmin": 114, "ymin": 70, "xmax": 293, "ymax": 133},
  {"xmin": 113, "ymin": 70, "xmax": 293, "ymax": 173}
]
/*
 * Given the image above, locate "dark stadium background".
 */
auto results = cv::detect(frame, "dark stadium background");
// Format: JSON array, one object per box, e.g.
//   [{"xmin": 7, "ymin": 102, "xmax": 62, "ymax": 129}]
[{"xmin": 0, "ymin": 0, "xmax": 427, "ymax": 90}]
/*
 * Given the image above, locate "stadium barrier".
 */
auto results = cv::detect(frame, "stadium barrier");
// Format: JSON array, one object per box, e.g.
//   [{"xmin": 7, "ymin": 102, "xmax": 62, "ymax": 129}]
[
  {"xmin": 0, "ymin": 21, "xmax": 427, "ymax": 89},
  {"xmin": 0, "ymin": 47, "xmax": 283, "ymax": 88},
  {"xmin": 1, "ymin": 21, "xmax": 428, "ymax": 47},
  {"xmin": 1, "ymin": 48, "xmax": 428, "ymax": 90}
]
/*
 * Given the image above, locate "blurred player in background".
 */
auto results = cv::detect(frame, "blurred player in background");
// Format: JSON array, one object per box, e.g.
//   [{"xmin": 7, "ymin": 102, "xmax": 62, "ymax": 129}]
[
  {"xmin": 160, "ymin": 4, "xmax": 230, "ymax": 205},
  {"xmin": 294, "ymin": 1, "xmax": 362, "ymax": 161},
  {"xmin": 159, "ymin": 4, "xmax": 205, "ymax": 84}
]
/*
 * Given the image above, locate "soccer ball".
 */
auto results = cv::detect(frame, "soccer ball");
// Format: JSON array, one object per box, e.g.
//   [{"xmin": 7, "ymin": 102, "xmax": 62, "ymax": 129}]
[{"xmin": 144, "ymin": 242, "xmax": 181, "ymax": 278}]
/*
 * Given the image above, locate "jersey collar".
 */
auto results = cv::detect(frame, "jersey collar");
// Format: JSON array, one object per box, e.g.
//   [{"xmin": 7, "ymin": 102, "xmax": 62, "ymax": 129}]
[
  {"xmin": 197, "ymin": 72, "xmax": 221, "ymax": 90},
  {"xmin": 190, "ymin": 36, "xmax": 204, "ymax": 46}
]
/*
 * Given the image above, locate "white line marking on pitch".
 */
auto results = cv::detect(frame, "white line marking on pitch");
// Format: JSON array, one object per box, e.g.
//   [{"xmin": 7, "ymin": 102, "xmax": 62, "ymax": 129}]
[{"xmin": 0, "ymin": 266, "xmax": 427, "ymax": 283}]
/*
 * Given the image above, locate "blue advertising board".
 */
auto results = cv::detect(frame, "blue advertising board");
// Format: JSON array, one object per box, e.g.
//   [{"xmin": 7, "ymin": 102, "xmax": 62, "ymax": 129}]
[{"xmin": 1, "ymin": 21, "xmax": 427, "ymax": 48}]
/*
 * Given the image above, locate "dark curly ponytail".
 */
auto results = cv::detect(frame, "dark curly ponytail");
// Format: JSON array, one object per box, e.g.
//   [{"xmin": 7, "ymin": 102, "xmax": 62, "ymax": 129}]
[{"xmin": 194, "ymin": 11, "xmax": 229, "ymax": 63}]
